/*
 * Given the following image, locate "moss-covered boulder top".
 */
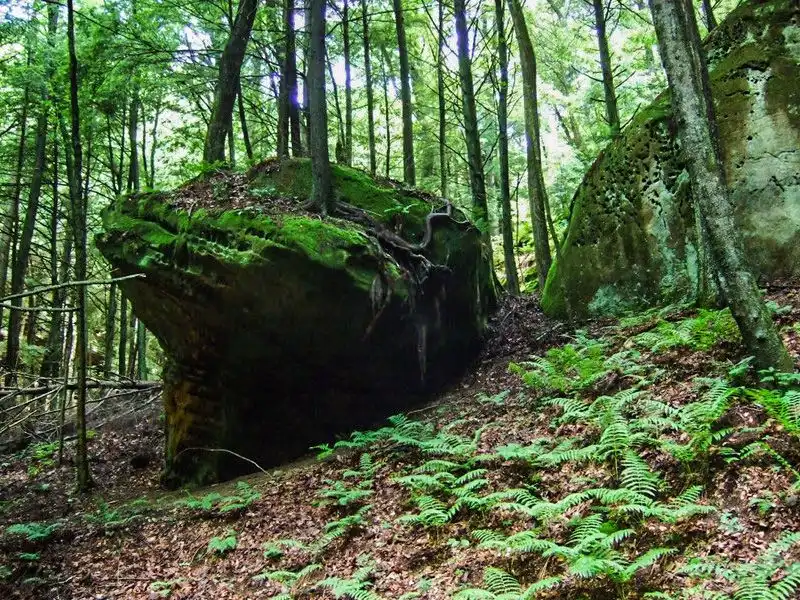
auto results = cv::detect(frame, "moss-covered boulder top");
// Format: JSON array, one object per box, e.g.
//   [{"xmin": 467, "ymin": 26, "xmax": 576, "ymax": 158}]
[
  {"xmin": 96, "ymin": 158, "xmax": 494, "ymax": 486},
  {"xmin": 542, "ymin": 0, "xmax": 800, "ymax": 319}
]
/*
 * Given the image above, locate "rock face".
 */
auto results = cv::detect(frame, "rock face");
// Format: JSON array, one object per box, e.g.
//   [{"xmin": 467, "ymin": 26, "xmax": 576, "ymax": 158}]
[
  {"xmin": 97, "ymin": 159, "xmax": 494, "ymax": 485},
  {"xmin": 542, "ymin": 0, "xmax": 800, "ymax": 319}
]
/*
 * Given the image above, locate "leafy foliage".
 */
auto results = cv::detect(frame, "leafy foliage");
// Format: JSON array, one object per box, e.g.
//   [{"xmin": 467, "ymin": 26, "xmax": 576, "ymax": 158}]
[
  {"xmin": 207, "ymin": 529, "xmax": 237, "ymax": 557},
  {"xmin": 178, "ymin": 481, "xmax": 260, "ymax": 515}
]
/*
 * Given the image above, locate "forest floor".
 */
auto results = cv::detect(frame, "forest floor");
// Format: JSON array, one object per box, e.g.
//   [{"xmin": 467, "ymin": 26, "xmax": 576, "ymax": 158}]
[{"xmin": 1, "ymin": 288, "xmax": 800, "ymax": 600}]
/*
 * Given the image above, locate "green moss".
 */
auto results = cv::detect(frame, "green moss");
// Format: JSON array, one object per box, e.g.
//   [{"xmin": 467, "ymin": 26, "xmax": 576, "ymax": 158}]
[{"xmin": 249, "ymin": 158, "xmax": 430, "ymax": 233}]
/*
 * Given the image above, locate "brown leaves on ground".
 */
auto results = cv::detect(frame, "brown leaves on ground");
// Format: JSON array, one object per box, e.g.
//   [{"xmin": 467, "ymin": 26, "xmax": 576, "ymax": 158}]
[{"xmin": 1, "ymin": 290, "xmax": 799, "ymax": 599}]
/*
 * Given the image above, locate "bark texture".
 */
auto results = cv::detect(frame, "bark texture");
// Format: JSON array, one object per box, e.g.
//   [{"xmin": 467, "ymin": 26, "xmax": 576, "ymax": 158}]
[
  {"xmin": 648, "ymin": 0, "xmax": 791, "ymax": 371},
  {"xmin": 203, "ymin": 0, "xmax": 258, "ymax": 164},
  {"xmin": 509, "ymin": 0, "xmax": 552, "ymax": 288}
]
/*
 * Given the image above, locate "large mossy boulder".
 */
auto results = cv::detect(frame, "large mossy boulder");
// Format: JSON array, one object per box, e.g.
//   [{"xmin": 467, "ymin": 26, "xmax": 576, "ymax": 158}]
[
  {"xmin": 97, "ymin": 159, "xmax": 494, "ymax": 485},
  {"xmin": 542, "ymin": 0, "xmax": 800, "ymax": 319}
]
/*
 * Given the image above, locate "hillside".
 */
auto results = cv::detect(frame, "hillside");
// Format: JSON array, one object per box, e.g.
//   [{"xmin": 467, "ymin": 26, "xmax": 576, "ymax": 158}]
[{"xmin": 1, "ymin": 289, "xmax": 798, "ymax": 599}]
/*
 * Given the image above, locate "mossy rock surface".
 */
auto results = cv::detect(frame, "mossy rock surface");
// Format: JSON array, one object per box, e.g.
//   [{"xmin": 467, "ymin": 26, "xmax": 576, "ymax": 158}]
[
  {"xmin": 542, "ymin": 0, "xmax": 800, "ymax": 319},
  {"xmin": 96, "ymin": 159, "xmax": 494, "ymax": 486}
]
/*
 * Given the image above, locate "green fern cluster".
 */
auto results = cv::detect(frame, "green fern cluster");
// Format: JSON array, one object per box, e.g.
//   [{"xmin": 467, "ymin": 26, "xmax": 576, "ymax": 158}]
[
  {"xmin": 680, "ymin": 531, "xmax": 800, "ymax": 600},
  {"xmin": 317, "ymin": 453, "xmax": 379, "ymax": 508},
  {"xmin": 253, "ymin": 562, "xmax": 323, "ymax": 599},
  {"xmin": 5, "ymin": 521, "xmax": 60, "ymax": 542},
  {"xmin": 510, "ymin": 332, "xmax": 641, "ymax": 394},
  {"xmin": 634, "ymin": 309, "xmax": 739, "ymax": 353},
  {"xmin": 177, "ymin": 481, "xmax": 260, "ymax": 515},
  {"xmin": 453, "ymin": 567, "xmax": 561, "ymax": 599}
]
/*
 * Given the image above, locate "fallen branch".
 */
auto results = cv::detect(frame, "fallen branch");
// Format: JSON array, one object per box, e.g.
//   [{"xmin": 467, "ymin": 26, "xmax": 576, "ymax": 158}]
[
  {"xmin": 0, "ymin": 380, "xmax": 161, "ymax": 396},
  {"xmin": 174, "ymin": 447, "xmax": 269, "ymax": 475},
  {"xmin": 0, "ymin": 273, "xmax": 146, "ymax": 304}
]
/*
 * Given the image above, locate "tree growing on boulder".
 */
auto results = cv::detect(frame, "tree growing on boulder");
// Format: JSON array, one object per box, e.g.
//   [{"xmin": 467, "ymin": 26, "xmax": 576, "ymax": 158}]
[
  {"xmin": 648, "ymin": 0, "xmax": 793, "ymax": 372},
  {"xmin": 203, "ymin": 0, "xmax": 259, "ymax": 165}
]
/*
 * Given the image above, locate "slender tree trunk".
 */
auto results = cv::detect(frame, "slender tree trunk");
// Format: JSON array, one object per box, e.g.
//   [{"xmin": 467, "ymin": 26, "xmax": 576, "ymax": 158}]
[
  {"xmin": 227, "ymin": 123, "xmax": 236, "ymax": 165},
  {"xmin": 277, "ymin": 10, "xmax": 289, "ymax": 158},
  {"xmin": 343, "ymin": 0, "xmax": 353, "ymax": 165},
  {"xmin": 392, "ymin": 0, "xmax": 415, "ymax": 185},
  {"xmin": 233, "ymin": 84, "xmax": 252, "ymax": 162},
  {"xmin": 701, "ymin": 0, "xmax": 717, "ymax": 32},
  {"xmin": 437, "ymin": 0, "xmax": 448, "ymax": 198},
  {"xmin": 103, "ymin": 284, "xmax": 117, "ymax": 378},
  {"xmin": 287, "ymin": 2, "xmax": 302, "ymax": 157},
  {"xmin": 308, "ymin": 0, "xmax": 333, "ymax": 214},
  {"xmin": 0, "ymin": 91, "xmax": 28, "ymax": 342},
  {"xmin": 382, "ymin": 50, "xmax": 392, "ymax": 179},
  {"xmin": 454, "ymin": 0, "xmax": 489, "ymax": 231},
  {"xmin": 203, "ymin": 0, "xmax": 259, "ymax": 164},
  {"xmin": 118, "ymin": 294, "xmax": 127, "ymax": 375},
  {"xmin": 67, "ymin": 0, "xmax": 91, "ymax": 491},
  {"xmin": 127, "ymin": 313, "xmax": 137, "ymax": 379},
  {"xmin": 136, "ymin": 321, "xmax": 147, "ymax": 380},
  {"xmin": 592, "ymin": 0, "xmax": 620, "ymax": 136},
  {"xmin": 127, "ymin": 92, "xmax": 140, "ymax": 192},
  {"xmin": 509, "ymin": 0, "xmax": 553, "ymax": 289},
  {"xmin": 361, "ymin": 0, "xmax": 376, "ymax": 175},
  {"xmin": 326, "ymin": 48, "xmax": 347, "ymax": 164},
  {"xmin": 302, "ymin": 0, "xmax": 312, "ymax": 155},
  {"xmin": 40, "ymin": 138, "xmax": 67, "ymax": 380},
  {"xmin": 495, "ymin": 0, "xmax": 520, "ymax": 295},
  {"xmin": 5, "ymin": 4, "xmax": 59, "ymax": 383},
  {"xmin": 649, "ymin": 0, "xmax": 792, "ymax": 371},
  {"xmin": 147, "ymin": 97, "xmax": 161, "ymax": 187}
]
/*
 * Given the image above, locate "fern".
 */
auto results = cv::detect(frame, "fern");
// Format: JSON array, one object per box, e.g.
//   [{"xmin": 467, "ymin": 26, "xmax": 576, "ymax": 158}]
[
  {"xmin": 680, "ymin": 532, "xmax": 800, "ymax": 600},
  {"xmin": 453, "ymin": 567, "xmax": 561, "ymax": 599},
  {"xmin": 253, "ymin": 562, "xmax": 323, "ymax": 598},
  {"xmin": 207, "ymin": 528, "xmax": 237, "ymax": 556},
  {"xmin": 5, "ymin": 521, "xmax": 60, "ymax": 542}
]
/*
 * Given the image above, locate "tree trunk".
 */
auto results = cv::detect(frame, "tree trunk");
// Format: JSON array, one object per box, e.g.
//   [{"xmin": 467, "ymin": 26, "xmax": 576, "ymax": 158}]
[
  {"xmin": 495, "ymin": 0, "xmax": 520, "ymax": 295},
  {"xmin": 343, "ymin": 0, "xmax": 353, "ymax": 166},
  {"xmin": 236, "ymin": 83, "xmax": 253, "ymax": 162},
  {"xmin": 382, "ymin": 50, "xmax": 391, "ymax": 179},
  {"xmin": 648, "ymin": 0, "xmax": 792, "ymax": 372},
  {"xmin": 392, "ymin": 0, "xmax": 416, "ymax": 186},
  {"xmin": 454, "ymin": 0, "xmax": 490, "ymax": 238},
  {"xmin": 302, "ymin": 0, "xmax": 312, "ymax": 156},
  {"xmin": 40, "ymin": 138, "xmax": 70, "ymax": 381},
  {"xmin": 127, "ymin": 92, "xmax": 140, "ymax": 192},
  {"xmin": 103, "ymin": 283, "xmax": 117, "ymax": 379},
  {"xmin": 118, "ymin": 293, "xmax": 127, "ymax": 375},
  {"xmin": 308, "ymin": 0, "xmax": 333, "ymax": 214},
  {"xmin": 361, "ymin": 0, "xmax": 376, "ymax": 176},
  {"xmin": 592, "ymin": 0, "xmax": 620, "ymax": 136},
  {"xmin": 147, "ymin": 97, "xmax": 161, "ymax": 187},
  {"xmin": 5, "ymin": 4, "xmax": 59, "ymax": 383},
  {"xmin": 136, "ymin": 321, "xmax": 147, "ymax": 380},
  {"xmin": 437, "ymin": 0, "xmax": 448, "ymax": 198},
  {"xmin": 0, "ymin": 83, "xmax": 29, "ymax": 343},
  {"xmin": 701, "ymin": 0, "xmax": 717, "ymax": 32},
  {"xmin": 509, "ymin": 0, "xmax": 553, "ymax": 289},
  {"xmin": 67, "ymin": 0, "xmax": 91, "ymax": 491},
  {"xmin": 203, "ymin": 0, "xmax": 259, "ymax": 164}
]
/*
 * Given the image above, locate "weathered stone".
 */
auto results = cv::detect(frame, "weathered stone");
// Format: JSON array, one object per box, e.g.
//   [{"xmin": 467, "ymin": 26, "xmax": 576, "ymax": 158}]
[
  {"xmin": 96, "ymin": 159, "xmax": 494, "ymax": 486},
  {"xmin": 542, "ymin": 0, "xmax": 800, "ymax": 319}
]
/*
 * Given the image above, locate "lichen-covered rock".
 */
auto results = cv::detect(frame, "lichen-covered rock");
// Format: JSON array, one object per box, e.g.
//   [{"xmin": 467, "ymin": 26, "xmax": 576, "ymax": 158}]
[
  {"xmin": 542, "ymin": 0, "xmax": 800, "ymax": 319},
  {"xmin": 96, "ymin": 159, "xmax": 494, "ymax": 486}
]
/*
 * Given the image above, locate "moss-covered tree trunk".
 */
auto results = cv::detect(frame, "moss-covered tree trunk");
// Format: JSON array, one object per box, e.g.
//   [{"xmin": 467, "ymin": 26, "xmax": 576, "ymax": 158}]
[{"xmin": 649, "ymin": 0, "xmax": 792, "ymax": 372}]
